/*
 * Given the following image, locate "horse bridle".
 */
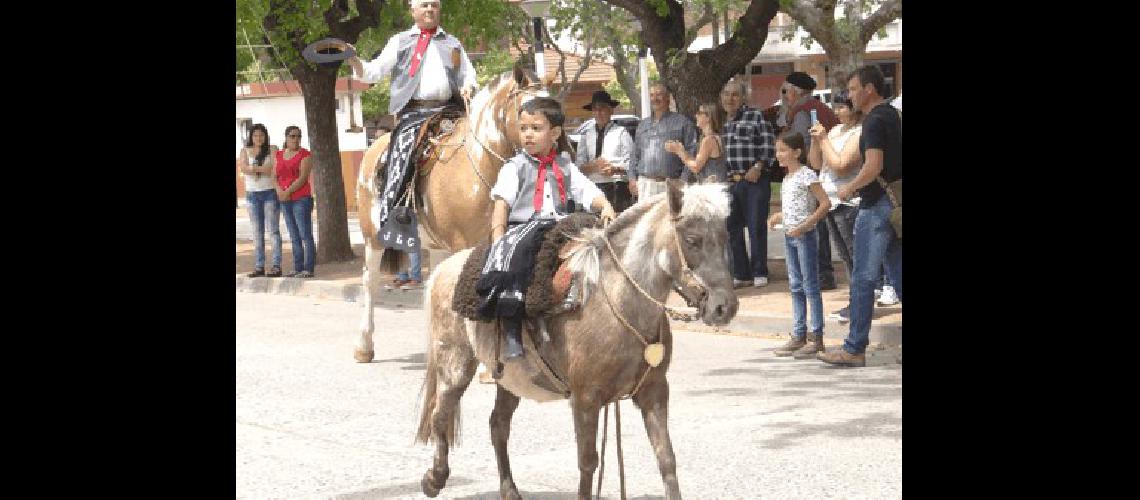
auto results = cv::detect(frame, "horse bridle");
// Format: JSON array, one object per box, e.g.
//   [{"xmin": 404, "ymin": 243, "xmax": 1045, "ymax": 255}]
[
  {"xmin": 461, "ymin": 81, "xmax": 545, "ymax": 173},
  {"xmin": 601, "ymin": 215, "xmax": 710, "ymax": 320}
]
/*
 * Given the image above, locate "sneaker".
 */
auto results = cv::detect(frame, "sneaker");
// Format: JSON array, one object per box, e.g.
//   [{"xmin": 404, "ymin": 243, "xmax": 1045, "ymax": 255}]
[
  {"xmin": 828, "ymin": 307, "xmax": 850, "ymax": 324},
  {"xmin": 773, "ymin": 336, "xmax": 806, "ymax": 357},
  {"xmin": 753, "ymin": 276, "xmax": 769, "ymax": 287},
  {"xmin": 296, "ymin": 271, "xmax": 314, "ymax": 279},
  {"xmin": 247, "ymin": 268, "xmax": 265, "ymax": 278},
  {"xmin": 733, "ymin": 279, "xmax": 751, "ymax": 288},
  {"xmin": 266, "ymin": 266, "xmax": 282, "ymax": 278},
  {"xmin": 877, "ymin": 285, "xmax": 899, "ymax": 306},
  {"xmin": 817, "ymin": 346, "xmax": 866, "ymax": 367},
  {"xmin": 400, "ymin": 279, "xmax": 422, "ymax": 290}
]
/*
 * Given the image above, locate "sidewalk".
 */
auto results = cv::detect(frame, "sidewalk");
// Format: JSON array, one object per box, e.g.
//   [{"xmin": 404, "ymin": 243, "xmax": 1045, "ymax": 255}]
[{"xmin": 237, "ymin": 210, "xmax": 902, "ymax": 347}]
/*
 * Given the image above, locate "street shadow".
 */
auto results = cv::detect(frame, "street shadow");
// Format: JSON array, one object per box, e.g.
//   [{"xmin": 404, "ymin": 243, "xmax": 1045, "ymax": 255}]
[
  {"xmin": 373, "ymin": 352, "xmax": 427, "ymax": 371},
  {"xmin": 334, "ymin": 476, "xmax": 474, "ymax": 499},
  {"xmin": 685, "ymin": 387, "xmax": 758, "ymax": 397},
  {"xmin": 453, "ymin": 492, "xmax": 662, "ymax": 500},
  {"xmin": 702, "ymin": 367, "xmax": 766, "ymax": 377},
  {"xmin": 758, "ymin": 410, "xmax": 902, "ymax": 450}
]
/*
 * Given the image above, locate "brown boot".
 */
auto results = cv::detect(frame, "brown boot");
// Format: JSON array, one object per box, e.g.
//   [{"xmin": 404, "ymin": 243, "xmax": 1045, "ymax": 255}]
[
  {"xmin": 817, "ymin": 346, "xmax": 866, "ymax": 367},
  {"xmin": 792, "ymin": 333, "xmax": 825, "ymax": 359},
  {"xmin": 774, "ymin": 336, "xmax": 806, "ymax": 356}
]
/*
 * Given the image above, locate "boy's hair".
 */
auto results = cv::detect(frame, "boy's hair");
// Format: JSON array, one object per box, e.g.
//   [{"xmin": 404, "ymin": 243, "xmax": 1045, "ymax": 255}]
[
  {"xmin": 519, "ymin": 97, "xmax": 572, "ymax": 153},
  {"xmin": 519, "ymin": 97, "xmax": 565, "ymax": 127},
  {"xmin": 777, "ymin": 131, "xmax": 807, "ymax": 164}
]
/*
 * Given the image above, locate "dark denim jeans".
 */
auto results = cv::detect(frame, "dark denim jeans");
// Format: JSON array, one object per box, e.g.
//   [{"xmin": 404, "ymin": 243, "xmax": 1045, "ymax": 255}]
[
  {"xmin": 727, "ymin": 179, "xmax": 771, "ymax": 280},
  {"xmin": 245, "ymin": 189, "xmax": 282, "ymax": 270},
  {"xmin": 816, "ymin": 218, "xmax": 836, "ymax": 286},
  {"xmin": 281, "ymin": 196, "xmax": 316, "ymax": 273},
  {"xmin": 785, "ymin": 228, "xmax": 824, "ymax": 338},
  {"xmin": 844, "ymin": 196, "xmax": 903, "ymax": 354}
]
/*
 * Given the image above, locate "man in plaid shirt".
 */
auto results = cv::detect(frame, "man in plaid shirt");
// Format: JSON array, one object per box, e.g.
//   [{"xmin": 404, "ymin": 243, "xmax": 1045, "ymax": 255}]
[{"xmin": 720, "ymin": 79, "xmax": 777, "ymax": 287}]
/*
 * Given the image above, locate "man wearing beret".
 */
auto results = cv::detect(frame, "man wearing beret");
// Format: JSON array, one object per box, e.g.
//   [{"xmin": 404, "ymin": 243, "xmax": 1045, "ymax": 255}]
[{"xmin": 576, "ymin": 90, "xmax": 635, "ymax": 213}]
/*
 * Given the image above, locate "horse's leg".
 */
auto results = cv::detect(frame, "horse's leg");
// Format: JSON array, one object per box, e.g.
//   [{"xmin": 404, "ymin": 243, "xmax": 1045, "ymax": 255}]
[
  {"xmin": 571, "ymin": 396, "xmax": 602, "ymax": 500},
  {"xmin": 490, "ymin": 385, "xmax": 522, "ymax": 499},
  {"xmin": 354, "ymin": 243, "xmax": 382, "ymax": 362},
  {"xmin": 421, "ymin": 344, "xmax": 478, "ymax": 497},
  {"xmin": 633, "ymin": 378, "xmax": 682, "ymax": 499}
]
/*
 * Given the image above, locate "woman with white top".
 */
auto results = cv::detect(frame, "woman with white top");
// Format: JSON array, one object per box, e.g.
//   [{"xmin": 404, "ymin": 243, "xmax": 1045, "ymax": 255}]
[
  {"xmin": 809, "ymin": 90, "xmax": 868, "ymax": 322},
  {"xmin": 239, "ymin": 123, "xmax": 282, "ymax": 277}
]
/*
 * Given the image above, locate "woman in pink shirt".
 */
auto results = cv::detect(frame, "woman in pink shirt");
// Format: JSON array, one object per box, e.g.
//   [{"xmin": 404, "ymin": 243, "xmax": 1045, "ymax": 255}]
[{"xmin": 275, "ymin": 126, "xmax": 316, "ymax": 278}]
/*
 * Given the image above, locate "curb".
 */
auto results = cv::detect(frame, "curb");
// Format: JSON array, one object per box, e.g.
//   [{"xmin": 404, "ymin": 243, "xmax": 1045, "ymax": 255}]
[{"xmin": 236, "ymin": 275, "xmax": 902, "ymax": 346}]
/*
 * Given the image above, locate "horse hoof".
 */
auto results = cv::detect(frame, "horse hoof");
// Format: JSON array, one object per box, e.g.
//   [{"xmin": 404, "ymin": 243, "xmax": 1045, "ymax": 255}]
[
  {"xmin": 353, "ymin": 349, "xmax": 374, "ymax": 363},
  {"xmin": 421, "ymin": 469, "xmax": 445, "ymax": 497},
  {"xmin": 501, "ymin": 480, "xmax": 522, "ymax": 500}
]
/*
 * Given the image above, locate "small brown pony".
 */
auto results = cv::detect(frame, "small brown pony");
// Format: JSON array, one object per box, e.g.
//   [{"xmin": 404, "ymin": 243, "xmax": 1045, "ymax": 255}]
[
  {"xmin": 419, "ymin": 181, "xmax": 738, "ymax": 499},
  {"xmin": 353, "ymin": 65, "xmax": 546, "ymax": 363}
]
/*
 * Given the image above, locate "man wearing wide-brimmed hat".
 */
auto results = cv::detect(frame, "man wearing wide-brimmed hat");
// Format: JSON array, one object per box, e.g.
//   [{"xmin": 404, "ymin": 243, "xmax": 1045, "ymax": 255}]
[{"xmin": 576, "ymin": 90, "xmax": 634, "ymax": 212}]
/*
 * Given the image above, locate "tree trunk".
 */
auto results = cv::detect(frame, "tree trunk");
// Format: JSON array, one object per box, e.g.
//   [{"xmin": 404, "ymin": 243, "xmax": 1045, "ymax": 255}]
[
  {"xmin": 605, "ymin": 0, "xmax": 778, "ymax": 117},
  {"xmin": 295, "ymin": 67, "xmax": 355, "ymax": 263},
  {"xmin": 826, "ymin": 47, "xmax": 863, "ymax": 96}
]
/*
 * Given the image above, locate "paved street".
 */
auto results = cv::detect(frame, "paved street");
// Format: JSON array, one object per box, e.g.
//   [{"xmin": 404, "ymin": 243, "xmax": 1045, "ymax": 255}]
[{"xmin": 237, "ymin": 293, "xmax": 901, "ymax": 499}]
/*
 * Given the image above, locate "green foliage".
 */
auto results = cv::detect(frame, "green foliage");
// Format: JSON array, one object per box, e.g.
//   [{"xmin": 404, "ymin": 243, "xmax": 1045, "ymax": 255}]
[
  {"xmin": 360, "ymin": 77, "xmax": 391, "ymax": 120},
  {"xmin": 473, "ymin": 47, "xmax": 516, "ymax": 87}
]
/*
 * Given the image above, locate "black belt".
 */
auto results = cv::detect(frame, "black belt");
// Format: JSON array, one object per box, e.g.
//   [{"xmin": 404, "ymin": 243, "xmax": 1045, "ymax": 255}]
[
  {"xmin": 729, "ymin": 172, "xmax": 746, "ymax": 182},
  {"xmin": 405, "ymin": 98, "xmax": 451, "ymax": 110}
]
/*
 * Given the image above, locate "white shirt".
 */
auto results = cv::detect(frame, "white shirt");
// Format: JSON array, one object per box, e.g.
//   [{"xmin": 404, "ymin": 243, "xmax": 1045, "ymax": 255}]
[
  {"xmin": 781, "ymin": 166, "xmax": 821, "ymax": 230},
  {"xmin": 818, "ymin": 124, "xmax": 862, "ymax": 208},
  {"xmin": 242, "ymin": 147, "xmax": 276, "ymax": 192},
  {"xmin": 576, "ymin": 121, "xmax": 634, "ymax": 184},
  {"xmin": 360, "ymin": 28, "xmax": 477, "ymax": 100},
  {"xmin": 490, "ymin": 152, "xmax": 605, "ymax": 223}
]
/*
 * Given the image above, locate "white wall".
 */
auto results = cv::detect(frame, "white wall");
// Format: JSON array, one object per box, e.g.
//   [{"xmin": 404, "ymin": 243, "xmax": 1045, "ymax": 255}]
[{"xmin": 235, "ymin": 90, "xmax": 368, "ymax": 157}]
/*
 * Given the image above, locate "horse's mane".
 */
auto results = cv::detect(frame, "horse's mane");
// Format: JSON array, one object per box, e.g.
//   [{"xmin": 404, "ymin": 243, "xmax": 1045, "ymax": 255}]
[{"xmin": 565, "ymin": 183, "xmax": 731, "ymax": 304}]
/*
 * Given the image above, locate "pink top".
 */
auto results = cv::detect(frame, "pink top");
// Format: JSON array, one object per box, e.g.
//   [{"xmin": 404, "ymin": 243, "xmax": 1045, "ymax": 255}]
[{"xmin": 275, "ymin": 148, "xmax": 312, "ymax": 201}]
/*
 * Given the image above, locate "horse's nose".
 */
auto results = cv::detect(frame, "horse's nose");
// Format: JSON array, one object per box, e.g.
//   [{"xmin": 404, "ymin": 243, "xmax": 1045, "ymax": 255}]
[{"xmin": 704, "ymin": 290, "xmax": 738, "ymax": 325}]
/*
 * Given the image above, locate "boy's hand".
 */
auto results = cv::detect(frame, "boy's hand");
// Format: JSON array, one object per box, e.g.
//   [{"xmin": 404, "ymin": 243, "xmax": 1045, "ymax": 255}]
[{"xmin": 599, "ymin": 204, "xmax": 616, "ymax": 226}]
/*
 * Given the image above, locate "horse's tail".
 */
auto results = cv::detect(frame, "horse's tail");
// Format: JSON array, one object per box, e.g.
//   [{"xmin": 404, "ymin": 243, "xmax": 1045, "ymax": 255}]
[{"xmin": 415, "ymin": 261, "xmax": 461, "ymax": 445}]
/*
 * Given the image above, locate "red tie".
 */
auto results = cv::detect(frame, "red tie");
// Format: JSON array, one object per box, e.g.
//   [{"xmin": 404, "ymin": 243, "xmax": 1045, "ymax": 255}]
[
  {"xmin": 533, "ymin": 148, "xmax": 566, "ymax": 213},
  {"xmin": 408, "ymin": 27, "xmax": 438, "ymax": 77}
]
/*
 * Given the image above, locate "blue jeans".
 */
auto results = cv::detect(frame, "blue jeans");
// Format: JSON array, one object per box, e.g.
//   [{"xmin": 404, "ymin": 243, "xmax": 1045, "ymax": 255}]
[
  {"xmin": 397, "ymin": 249, "xmax": 422, "ymax": 282},
  {"xmin": 785, "ymin": 228, "xmax": 824, "ymax": 338},
  {"xmin": 844, "ymin": 196, "xmax": 903, "ymax": 354},
  {"xmin": 280, "ymin": 196, "xmax": 316, "ymax": 273},
  {"xmin": 727, "ymin": 179, "xmax": 771, "ymax": 280},
  {"xmin": 245, "ymin": 190, "xmax": 282, "ymax": 270}
]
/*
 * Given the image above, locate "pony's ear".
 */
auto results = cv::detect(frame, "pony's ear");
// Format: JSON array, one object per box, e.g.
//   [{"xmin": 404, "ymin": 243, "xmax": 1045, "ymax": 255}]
[
  {"xmin": 666, "ymin": 178, "xmax": 684, "ymax": 216},
  {"xmin": 513, "ymin": 62, "xmax": 529, "ymax": 88}
]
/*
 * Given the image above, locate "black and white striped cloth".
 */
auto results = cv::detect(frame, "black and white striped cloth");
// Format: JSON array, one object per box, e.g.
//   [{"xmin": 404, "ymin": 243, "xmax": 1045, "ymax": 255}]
[
  {"xmin": 376, "ymin": 107, "xmax": 444, "ymax": 229},
  {"xmin": 474, "ymin": 219, "xmax": 557, "ymax": 320}
]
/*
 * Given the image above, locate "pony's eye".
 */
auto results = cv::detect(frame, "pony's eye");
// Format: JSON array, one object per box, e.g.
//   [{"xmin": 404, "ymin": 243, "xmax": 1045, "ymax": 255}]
[{"xmin": 685, "ymin": 235, "xmax": 701, "ymax": 247}]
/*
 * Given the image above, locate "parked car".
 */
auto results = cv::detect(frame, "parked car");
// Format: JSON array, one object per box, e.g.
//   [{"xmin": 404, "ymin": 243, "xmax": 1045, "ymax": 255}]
[{"xmin": 567, "ymin": 114, "xmax": 640, "ymax": 154}]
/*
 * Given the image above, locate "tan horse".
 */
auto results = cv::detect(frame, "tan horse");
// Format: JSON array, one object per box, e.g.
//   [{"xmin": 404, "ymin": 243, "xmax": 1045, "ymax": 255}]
[
  {"xmin": 418, "ymin": 181, "xmax": 739, "ymax": 499},
  {"xmin": 353, "ymin": 66, "xmax": 546, "ymax": 363}
]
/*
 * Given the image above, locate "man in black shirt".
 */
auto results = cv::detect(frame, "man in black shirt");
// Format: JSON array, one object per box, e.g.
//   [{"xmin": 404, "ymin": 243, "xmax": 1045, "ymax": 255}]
[{"xmin": 818, "ymin": 65, "xmax": 902, "ymax": 367}]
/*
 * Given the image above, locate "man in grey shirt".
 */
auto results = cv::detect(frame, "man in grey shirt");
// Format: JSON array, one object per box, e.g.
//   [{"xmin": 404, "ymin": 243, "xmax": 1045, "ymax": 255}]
[{"xmin": 629, "ymin": 82, "xmax": 698, "ymax": 203}]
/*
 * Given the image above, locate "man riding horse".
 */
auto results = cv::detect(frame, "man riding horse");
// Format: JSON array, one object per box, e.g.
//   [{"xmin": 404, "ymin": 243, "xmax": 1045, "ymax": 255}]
[{"xmin": 345, "ymin": 0, "xmax": 478, "ymax": 233}]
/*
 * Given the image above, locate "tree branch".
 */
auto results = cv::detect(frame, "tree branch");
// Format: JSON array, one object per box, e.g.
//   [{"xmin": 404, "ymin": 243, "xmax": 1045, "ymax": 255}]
[
  {"xmin": 707, "ymin": 0, "xmax": 779, "ymax": 72},
  {"xmin": 601, "ymin": 0, "xmax": 657, "ymax": 20},
  {"xmin": 684, "ymin": 2, "xmax": 716, "ymax": 46},
  {"xmin": 859, "ymin": 0, "xmax": 902, "ymax": 44}
]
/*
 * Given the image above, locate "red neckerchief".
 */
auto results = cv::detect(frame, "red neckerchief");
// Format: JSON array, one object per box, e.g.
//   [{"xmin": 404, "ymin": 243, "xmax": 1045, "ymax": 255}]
[
  {"xmin": 408, "ymin": 27, "xmax": 438, "ymax": 77},
  {"xmin": 533, "ymin": 148, "xmax": 565, "ymax": 213}
]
